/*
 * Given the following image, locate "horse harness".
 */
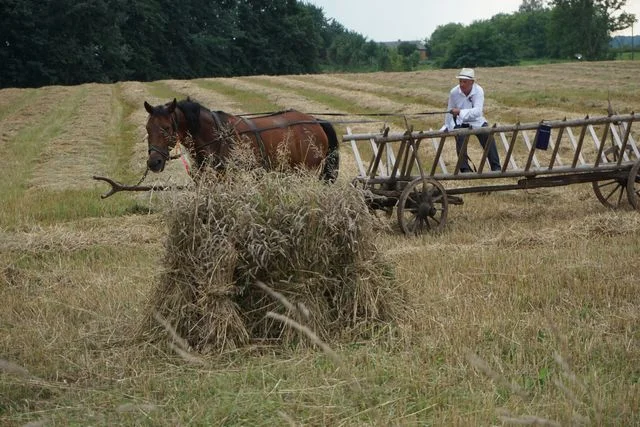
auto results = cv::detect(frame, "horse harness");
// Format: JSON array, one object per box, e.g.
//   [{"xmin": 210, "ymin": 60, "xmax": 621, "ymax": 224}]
[
  {"xmin": 203, "ymin": 110, "xmax": 323, "ymax": 170},
  {"xmin": 209, "ymin": 111, "xmax": 272, "ymax": 169},
  {"xmin": 156, "ymin": 106, "xmax": 324, "ymax": 171}
]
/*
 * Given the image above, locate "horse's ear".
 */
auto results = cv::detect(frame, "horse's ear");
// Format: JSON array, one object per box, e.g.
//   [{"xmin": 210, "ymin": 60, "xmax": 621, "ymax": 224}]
[
  {"xmin": 144, "ymin": 101, "xmax": 154, "ymax": 115},
  {"xmin": 167, "ymin": 98, "xmax": 177, "ymax": 113}
]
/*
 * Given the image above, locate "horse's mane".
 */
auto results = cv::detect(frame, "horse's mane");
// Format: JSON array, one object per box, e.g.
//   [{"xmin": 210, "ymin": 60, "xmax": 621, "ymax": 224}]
[{"xmin": 177, "ymin": 97, "xmax": 209, "ymax": 135}]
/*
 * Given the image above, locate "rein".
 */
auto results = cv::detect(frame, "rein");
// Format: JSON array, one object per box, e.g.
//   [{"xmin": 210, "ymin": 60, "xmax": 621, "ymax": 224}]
[
  {"xmin": 239, "ymin": 110, "xmax": 451, "ymax": 120},
  {"xmin": 165, "ymin": 105, "xmax": 451, "ymax": 171}
]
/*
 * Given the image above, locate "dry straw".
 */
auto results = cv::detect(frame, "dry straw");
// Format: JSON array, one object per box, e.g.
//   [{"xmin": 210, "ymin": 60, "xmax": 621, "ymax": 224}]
[{"xmin": 142, "ymin": 146, "xmax": 408, "ymax": 352}]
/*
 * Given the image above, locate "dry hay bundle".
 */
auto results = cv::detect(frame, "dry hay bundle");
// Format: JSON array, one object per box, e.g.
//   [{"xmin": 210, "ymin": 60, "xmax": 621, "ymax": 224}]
[{"xmin": 144, "ymin": 168, "xmax": 406, "ymax": 353}]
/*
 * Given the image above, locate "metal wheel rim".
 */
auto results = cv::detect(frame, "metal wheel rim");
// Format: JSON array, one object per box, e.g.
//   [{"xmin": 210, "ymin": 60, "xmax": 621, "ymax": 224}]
[
  {"xmin": 397, "ymin": 177, "xmax": 448, "ymax": 235},
  {"xmin": 627, "ymin": 160, "xmax": 640, "ymax": 210}
]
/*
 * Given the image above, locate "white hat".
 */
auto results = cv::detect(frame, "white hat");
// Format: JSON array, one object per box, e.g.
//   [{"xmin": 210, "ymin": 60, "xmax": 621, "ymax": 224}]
[{"xmin": 456, "ymin": 68, "xmax": 475, "ymax": 80}]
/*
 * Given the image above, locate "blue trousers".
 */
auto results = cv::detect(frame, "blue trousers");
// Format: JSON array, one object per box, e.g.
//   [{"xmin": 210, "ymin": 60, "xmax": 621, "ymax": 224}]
[{"xmin": 455, "ymin": 122, "xmax": 501, "ymax": 172}]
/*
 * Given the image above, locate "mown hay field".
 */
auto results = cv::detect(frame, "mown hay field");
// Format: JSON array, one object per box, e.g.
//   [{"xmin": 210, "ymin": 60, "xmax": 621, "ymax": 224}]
[{"xmin": 1, "ymin": 62, "xmax": 639, "ymax": 425}]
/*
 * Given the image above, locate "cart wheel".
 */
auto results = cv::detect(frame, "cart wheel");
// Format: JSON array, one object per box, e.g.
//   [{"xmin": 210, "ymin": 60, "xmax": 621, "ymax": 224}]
[
  {"xmin": 397, "ymin": 177, "xmax": 448, "ymax": 235},
  {"xmin": 627, "ymin": 160, "xmax": 640, "ymax": 210},
  {"xmin": 592, "ymin": 177, "xmax": 627, "ymax": 209}
]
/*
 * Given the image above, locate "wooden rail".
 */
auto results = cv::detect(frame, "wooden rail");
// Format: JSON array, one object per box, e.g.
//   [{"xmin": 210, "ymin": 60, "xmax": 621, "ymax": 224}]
[{"xmin": 344, "ymin": 113, "xmax": 639, "ymax": 183}]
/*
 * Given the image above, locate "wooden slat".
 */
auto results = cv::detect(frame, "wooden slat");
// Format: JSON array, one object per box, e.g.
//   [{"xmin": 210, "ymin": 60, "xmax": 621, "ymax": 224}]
[
  {"xmin": 386, "ymin": 141, "xmax": 396, "ymax": 176},
  {"xmin": 594, "ymin": 122, "xmax": 610, "ymax": 167},
  {"xmin": 368, "ymin": 138, "xmax": 387, "ymax": 177},
  {"xmin": 430, "ymin": 136, "xmax": 448, "ymax": 175},
  {"xmin": 571, "ymin": 122, "xmax": 589, "ymax": 168},
  {"xmin": 346, "ymin": 127, "xmax": 367, "ymax": 178},
  {"xmin": 499, "ymin": 130, "xmax": 519, "ymax": 170},
  {"xmin": 431, "ymin": 136, "xmax": 447, "ymax": 176},
  {"xmin": 565, "ymin": 127, "xmax": 586, "ymax": 166},
  {"xmin": 610, "ymin": 125, "xmax": 631, "ymax": 163},
  {"xmin": 620, "ymin": 121, "xmax": 640, "ymax": 158},
  {"xmin": 454, "ymin": 135, "xmax": 470, "ymax": 174},
  {"xmin": 522, "ymin": 130, "xmax": 540, "ymax": 170},
  {"xmin": 588, "ymin": 124, "xmax": 609, "ymax": 165},
  {"xmin": 548, "ymin": 126, "xmax": 564, "ymax": 169},
  {"xmin": 477, "ymin": 124, "xmax": 498, "ymax": 173}
]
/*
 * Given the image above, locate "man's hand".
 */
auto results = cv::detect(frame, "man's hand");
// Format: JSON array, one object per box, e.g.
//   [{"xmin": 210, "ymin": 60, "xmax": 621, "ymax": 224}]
[{"xmin": 450, "ymin": 108, "xmax": 461, "ymax": 117}]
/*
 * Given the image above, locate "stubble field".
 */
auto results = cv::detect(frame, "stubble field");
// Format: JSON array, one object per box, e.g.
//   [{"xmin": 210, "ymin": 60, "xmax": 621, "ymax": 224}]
[{"xmin": 1, "ymin": 61, "xmax": 639, "ymax": 425}]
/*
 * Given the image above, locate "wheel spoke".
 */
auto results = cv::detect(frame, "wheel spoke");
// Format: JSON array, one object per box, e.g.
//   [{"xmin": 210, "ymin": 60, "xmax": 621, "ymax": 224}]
[
  {"xmin": 603, "ymin": 183, "xmax": 621, "ymax": 197},
  {"xmin": 598, "ymin": 180, "xmax": 619, "ymax": 190},
  {"xmin": 602, "ymin": 182, "xmax": 623, "ymax": 203},
  {"xmin": 616, "ymin": 185, "xmax": 624, "ymax": 205}
]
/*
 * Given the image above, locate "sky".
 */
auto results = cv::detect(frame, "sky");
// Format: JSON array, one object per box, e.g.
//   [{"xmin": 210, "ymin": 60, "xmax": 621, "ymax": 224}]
[{"xmin": 304, "ymin": 0, "xmax": 640, "ymax": 42}]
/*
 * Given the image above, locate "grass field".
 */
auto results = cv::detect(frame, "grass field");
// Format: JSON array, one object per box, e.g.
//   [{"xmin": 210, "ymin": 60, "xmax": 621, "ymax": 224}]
[{"xmin": 1, "ymin": 62, "xmax": 639, "ymax": 426}]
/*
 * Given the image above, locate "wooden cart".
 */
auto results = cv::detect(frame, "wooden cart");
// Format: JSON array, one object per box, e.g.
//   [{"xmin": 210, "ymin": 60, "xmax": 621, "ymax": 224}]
[{"xmin": 344, "ymin": 114, "xmax": 640, "ymax": 235}]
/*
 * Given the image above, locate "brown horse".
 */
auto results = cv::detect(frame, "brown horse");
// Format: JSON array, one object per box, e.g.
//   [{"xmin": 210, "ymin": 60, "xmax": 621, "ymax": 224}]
[{"xmin": 144, "ymin": 98, "xmax": 339, "ymax": 181}]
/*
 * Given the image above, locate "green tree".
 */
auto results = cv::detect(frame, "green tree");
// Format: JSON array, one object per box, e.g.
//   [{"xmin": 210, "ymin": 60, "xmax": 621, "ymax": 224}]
[
  {"xmin": 519, "ymin": 0, "xmax": 546, "ymax": 12},
  {"xmin": 548, "ymin": 0, "xmax": 636, "ymax": 59},
  {"xmin": 395, "ymin": 41, "xmax": 420, "ymax": 71},
  {"xmin": 490, "ymin": 8, "xmax": 552, "ymax": 59},
  {"xmin": 442, "ymin": 21, "xmax": 518, "ymax": 68},
  {"xmin": 426, "ymin": 23, "xmax": 465, "ymax": 64},
  {"xmin": 0, "ymin": 0, "xmax": 130, "ymax": 87},
  {"xmin": 397, "ymin": 41, "xmax": 417, "ymax": 57},
  {"xmin": 0, "ymin": 0, "xmax": 47, "ymax": 87},
  {"xmin": 232, "ymin": 0, "xmax": 322, "ymax": 75}
]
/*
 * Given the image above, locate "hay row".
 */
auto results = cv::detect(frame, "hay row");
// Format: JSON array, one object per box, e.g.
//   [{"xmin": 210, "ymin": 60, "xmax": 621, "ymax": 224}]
[
  {"xmin": 0, "ymin": 86, "xmax": 78, "ymax": 147},
  {"xmin": 30, "ymin": 84, "xmax": 115, "ymax": 190},
  {"xmin": 160, "ymin": 79, "xmax": 241, "ymax": 113},
  {"xmin": 0, "ymin": 215, "xmax": 162, "ymax": 253}
]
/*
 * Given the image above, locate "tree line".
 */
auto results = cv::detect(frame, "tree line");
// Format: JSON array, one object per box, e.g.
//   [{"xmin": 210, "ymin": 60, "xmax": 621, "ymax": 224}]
[
  {"xmin": 0, "ymin": 0, "xmax": 635, "ymax": 89},
  {"xmin": 427, "ymin": 0, "xmax": 635, "ymax": 68}
]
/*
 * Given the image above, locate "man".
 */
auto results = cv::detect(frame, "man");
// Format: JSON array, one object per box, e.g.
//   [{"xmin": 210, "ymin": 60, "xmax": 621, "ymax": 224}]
[{"xmin": 442, "ymin": 68, "xmax": 501, "ymax": 172}]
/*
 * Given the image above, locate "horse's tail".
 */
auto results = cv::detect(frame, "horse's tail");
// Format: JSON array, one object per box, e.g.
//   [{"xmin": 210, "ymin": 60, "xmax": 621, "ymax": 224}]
[{"xmin": 319, "ymin": 120, "xmax": 339, "ymax": 182}]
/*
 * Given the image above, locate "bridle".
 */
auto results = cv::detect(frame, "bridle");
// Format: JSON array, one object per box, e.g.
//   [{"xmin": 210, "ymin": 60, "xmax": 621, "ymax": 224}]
[{"xmin": 148, "ymin": 112, "xmax": 180, "ymax": 160}]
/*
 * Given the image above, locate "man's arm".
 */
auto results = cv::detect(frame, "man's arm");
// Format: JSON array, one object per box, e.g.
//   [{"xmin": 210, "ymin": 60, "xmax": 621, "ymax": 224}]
[{"xmin": 443, "ymin": 91, "xmax": 457, "ymax": 130}]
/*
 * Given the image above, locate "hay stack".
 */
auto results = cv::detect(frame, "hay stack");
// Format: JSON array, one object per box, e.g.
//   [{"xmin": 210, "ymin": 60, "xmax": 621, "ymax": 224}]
[{"xmin": 144, "ymin": 166, "xmax": 406, "ymax": 353}]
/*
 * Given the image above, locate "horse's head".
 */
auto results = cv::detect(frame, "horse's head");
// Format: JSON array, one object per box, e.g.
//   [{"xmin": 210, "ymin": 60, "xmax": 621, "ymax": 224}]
[{"xmin": 144, "ymin": 98, "xmax": 178, "ymax": 172}]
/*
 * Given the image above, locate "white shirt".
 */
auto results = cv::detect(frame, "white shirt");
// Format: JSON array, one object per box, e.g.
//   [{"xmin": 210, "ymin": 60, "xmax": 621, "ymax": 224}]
[{"xmin": 442, "ymin": 82, "xmax": 488, "ymax": 131}]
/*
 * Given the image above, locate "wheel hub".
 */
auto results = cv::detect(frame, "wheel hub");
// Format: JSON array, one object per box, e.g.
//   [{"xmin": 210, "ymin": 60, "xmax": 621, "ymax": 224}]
[{"xmin": 417, "ymin": 201, "xmax": 436, "ymax": 218}]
